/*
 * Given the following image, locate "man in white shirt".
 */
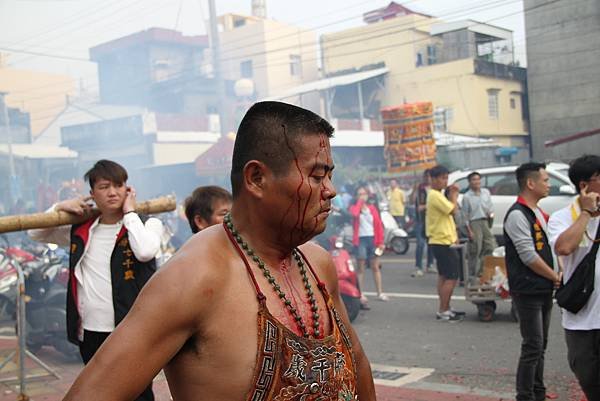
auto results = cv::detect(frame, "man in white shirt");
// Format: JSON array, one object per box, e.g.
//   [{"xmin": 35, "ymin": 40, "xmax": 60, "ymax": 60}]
[
  {"xmin": 548, "ymin": 154, "xmax": 600, "ymax": 401},
  {"xmin": 29, "ymin": 159, "xmax": 162, "ymax": 401}
]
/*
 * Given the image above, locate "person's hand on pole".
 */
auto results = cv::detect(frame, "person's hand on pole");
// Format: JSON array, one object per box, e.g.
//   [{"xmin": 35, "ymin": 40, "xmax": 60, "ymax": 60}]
[{"xmin": 55, "ymin": 196, "xmax": 93, "ymax": 216}]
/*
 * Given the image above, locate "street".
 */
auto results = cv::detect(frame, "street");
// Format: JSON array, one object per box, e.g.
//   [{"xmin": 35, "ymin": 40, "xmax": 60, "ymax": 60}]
[
  {"xmin": 355, "ymin": 244, "xmax": 583, "ymax": 400},
  {"xmin": 0, "ymin": 242, "xmax": 586, "ymax": 401}
]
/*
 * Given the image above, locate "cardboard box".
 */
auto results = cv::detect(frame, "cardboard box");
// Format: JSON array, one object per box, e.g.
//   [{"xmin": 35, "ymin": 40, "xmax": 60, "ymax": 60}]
[{"xmin": 480, "ymin": 256, "xmax": 507, "ymax": 284}]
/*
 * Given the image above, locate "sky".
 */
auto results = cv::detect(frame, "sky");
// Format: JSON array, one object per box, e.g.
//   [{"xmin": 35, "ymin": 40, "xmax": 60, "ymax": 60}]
[{"xmin": 0, "ymin": 0, "xmax": 526, "ymax": 93}]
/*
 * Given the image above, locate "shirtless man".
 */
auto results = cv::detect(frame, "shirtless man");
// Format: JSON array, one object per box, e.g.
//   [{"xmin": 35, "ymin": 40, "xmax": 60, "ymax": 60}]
[{"xmin": 63, "ymin": 101, "xmax": 376, "ymax": 401}]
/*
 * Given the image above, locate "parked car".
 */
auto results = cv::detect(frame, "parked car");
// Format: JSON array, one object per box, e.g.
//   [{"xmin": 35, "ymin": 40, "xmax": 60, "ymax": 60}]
[{"xmin": 448, "ymin": 162, "xmax": 576, "ymax": 242}]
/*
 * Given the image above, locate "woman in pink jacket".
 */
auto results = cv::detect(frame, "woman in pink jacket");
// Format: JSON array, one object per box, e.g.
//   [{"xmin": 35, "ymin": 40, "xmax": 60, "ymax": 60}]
[{"xmin": 349, "ymin": 186, "xmax": 387, "ymax": 308}]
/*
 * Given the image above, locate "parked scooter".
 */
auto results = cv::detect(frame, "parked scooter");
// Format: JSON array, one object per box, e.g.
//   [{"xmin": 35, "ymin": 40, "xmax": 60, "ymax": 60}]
[
  {"xmin": 328, "ymin": 234, "xmax": 361, "ymax": 322},
  {"xmin": 23, "ymin": 244, "xmax": 78, "ymax": 358},
  {"xmin": 379, "ymin": 203, "xmax": 410, "ymax": 255},
  {"xmin": 0, "ymin": 236, "xmax": 78, "ymax": 358}
]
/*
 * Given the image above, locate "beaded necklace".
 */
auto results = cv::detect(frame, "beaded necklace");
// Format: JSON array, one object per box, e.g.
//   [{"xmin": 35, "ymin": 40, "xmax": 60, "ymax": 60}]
[{"xmin": 224, "ymin": 214, "xmax": 321, "ymax": 338}]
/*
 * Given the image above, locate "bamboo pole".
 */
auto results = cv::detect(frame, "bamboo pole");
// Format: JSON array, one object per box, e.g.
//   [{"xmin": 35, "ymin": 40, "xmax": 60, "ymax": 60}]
[{"xmin": 0, "ymin": 195, "xmax": 176, "ymax": 234}]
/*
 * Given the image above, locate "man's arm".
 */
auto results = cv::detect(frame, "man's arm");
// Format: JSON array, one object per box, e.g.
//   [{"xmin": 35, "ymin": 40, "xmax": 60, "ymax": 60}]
[
  {"xmin": 28, "ymin": 198, "xmax": 93, "ymax": 247},
  {"xmin": 303, "ymin": 243, "xmax": 376, "ymax": 399},
  {"xmin": 63, "ymin": 250, "xmax": 208, "ymax": 401},
  {"xmin": 553, "ymin": 188, "xmax": 600, "ymax": 255},
  {"xmin": 123, "ymin": 214, "xmax": 163, "ymax": 262},
  {"xmin": 430, "ymin": 189, "xmax": 457, "ymax": 215},
  {"xmin": 505, "ymin": 210, "xmax": 560, "ymax": 285}
]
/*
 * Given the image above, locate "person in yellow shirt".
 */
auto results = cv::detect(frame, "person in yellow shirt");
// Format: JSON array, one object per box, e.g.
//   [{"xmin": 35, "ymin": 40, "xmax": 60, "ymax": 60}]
[
  {"xmin": 387, "ymin": 179, "xmax": 405, "ymax": 228},
  {"xmin": 426, "ymin": 165, "xmax": 465, "ymax": 322}
]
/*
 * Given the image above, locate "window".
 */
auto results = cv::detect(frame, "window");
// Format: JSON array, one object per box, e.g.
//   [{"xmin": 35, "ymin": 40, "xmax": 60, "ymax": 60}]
[
  {"xmin": 445, "ymin": 107, "xmax": 454, "ymax": 123},
  {"xmin": 416, "ymin": 52, "xmax": 423, "ymax": 67},
  {"xmin": 487, "ymin": 89, "xmax": 500, "ymax": 120},
  {"xmin": 290, "ymin": 54, "xmax": 301, "ymax": 76},
  {"xmin": 454, "ymin": 178, "xmax": 470, "ymax": 194},
  {"xmin": 434, "ymin": 107, "xmax": 454, "ymax": 132},
  {"xmin": 426, "ymin": 45, "xmax": 437, "ymax": 65},
  {"xmin": 548, "ymin": 174, "xmax": 571, "ymax": 196},
  {"xmin": 486, "ymin": 173, "xmax": 518, "ymax": 196},
  {"xmin": 240, "ymin": 60, "xmax": 253, "ymax": 78},
  {"xmin": 434, "ymin": 108, "xmax": 447, "ymax": 132},
  {"xmin": 510, "ymin": 98, "xmax": 516, "ymax": 109}
]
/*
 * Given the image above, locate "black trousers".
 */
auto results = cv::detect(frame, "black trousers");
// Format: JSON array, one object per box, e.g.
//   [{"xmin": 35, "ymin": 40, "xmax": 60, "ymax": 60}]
[
  {"xmin": 512, "ymin": 293, "xmax": 553, "ymax": 401},
  {"xmin": 80, "ymin": 330, "xmax": 155, "ymax": 401},
  {"xmin": 565, "ymin": 328, "xmax": 600, "ymax": 401}
]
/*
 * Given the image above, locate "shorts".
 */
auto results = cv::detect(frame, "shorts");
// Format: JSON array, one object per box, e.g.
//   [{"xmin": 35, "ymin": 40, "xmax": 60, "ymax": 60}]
[
  {"xmin": 356, "ymin": 236, "xmax": 376, "ymax": 261},
  {"xmin": 430, "ymin": 244, "xmax": 460, "ymax": 280}
]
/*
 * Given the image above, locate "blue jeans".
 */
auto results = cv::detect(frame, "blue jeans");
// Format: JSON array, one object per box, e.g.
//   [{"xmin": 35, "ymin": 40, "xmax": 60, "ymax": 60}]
[{"xmin": 415, "ymin": 221, "xmax": 433, "ymax": 270}]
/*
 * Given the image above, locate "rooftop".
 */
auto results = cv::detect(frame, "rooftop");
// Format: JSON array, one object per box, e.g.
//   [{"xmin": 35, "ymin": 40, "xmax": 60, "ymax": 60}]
[{"xmin": 90, "ymin": 28, "xmax": 209, "ymax": 60}]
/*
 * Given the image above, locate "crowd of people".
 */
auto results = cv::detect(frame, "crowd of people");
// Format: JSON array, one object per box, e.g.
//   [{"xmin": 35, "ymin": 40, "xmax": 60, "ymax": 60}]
[{"xmin": 2, "ymin": 101, "xmax": 597, "ymax": 401}]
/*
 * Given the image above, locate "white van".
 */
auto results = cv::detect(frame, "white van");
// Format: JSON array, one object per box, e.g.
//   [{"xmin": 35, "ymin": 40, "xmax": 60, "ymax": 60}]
[{"xmin": 448, "ymin": 162, "xmax": 576, "ymax": 240}]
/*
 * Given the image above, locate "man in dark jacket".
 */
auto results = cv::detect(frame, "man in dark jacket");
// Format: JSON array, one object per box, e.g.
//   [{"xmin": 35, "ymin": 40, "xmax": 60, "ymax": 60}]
[{"xmin": 504, "ymin": 162, "xmax": 561, "ymax": 401}]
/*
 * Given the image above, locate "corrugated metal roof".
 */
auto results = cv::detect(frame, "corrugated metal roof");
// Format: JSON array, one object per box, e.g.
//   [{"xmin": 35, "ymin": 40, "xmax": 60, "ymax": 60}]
[{"xmin": 265, "ymin": 67, "xmax": 388, "ymax": 100}]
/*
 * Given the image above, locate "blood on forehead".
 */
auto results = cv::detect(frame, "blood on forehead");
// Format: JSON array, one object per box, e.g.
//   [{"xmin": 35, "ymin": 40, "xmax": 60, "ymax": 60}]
[{"xmin": 276, "ymin": 128, "xmax": 334, "ymax": 245}]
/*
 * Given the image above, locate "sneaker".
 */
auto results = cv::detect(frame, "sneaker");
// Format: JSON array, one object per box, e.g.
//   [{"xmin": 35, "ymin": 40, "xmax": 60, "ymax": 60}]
[
  {"xmin": 377, "ymin": 293, "xmax": 389, "ymax": 301},
  {"xmin": 436, "ymin": 310, "xmax": 463, "ymax": 322},
  {"xmin": 426, "ymin": 265, "xmax": 437, "ymax": 274},
  {"xmin": 451, "ymin": 309, "xmax": 466, "ymax": 316},
  {"xmin": 411, "ymin": 269, "xmax": 424, "ymax": 277}
]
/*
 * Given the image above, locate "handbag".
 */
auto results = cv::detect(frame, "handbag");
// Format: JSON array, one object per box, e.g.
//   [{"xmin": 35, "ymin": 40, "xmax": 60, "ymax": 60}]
[{"xmin": 555, "ymin": 220, "xmax": 600, "ymax": 313}]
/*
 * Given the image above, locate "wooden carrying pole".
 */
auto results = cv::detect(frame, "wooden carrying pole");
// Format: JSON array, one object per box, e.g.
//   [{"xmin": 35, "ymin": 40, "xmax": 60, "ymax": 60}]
[{"xmin": 0, "ymin": 195, "xmax": 176, "ymax": 234}]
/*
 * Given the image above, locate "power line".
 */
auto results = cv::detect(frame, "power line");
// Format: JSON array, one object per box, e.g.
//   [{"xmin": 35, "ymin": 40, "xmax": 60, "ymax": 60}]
[
  {"xmin": 22, "ymin": 0, "xmax": 562, "ymax": 123},
  {"xmin": 11, "ymin": 0, "xmax": 520, "ymax": 100},
  {"xmin": 8, "ymin": 0, "xmax": 173, "ymax": 67}
]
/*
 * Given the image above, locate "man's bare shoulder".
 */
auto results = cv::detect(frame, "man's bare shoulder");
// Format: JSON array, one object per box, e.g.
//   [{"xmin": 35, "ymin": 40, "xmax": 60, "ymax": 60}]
[
  {"xmin": 298, "ymin": 241, "xmax": 337, "ymax": 287},
  {"xmin": 155, "ymin": 224, "xmax": 234, "ymax": 294}
]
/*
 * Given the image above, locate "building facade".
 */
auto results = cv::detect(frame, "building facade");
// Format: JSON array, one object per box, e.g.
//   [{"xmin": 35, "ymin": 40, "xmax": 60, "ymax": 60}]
[
  {"xmin": 219, "ymin": 13, "xmax": 320, "ymax": 105},
  {"xmin": 524, "ymin": 0, "xmax": 600, "ymax": 160},
  {"xmin": 0, "ymin": 56, "xmax": 75, "ymax": 136},
  {"xmin": 320, "ymin": 3, "xmax": 529, "ymax": 148}
]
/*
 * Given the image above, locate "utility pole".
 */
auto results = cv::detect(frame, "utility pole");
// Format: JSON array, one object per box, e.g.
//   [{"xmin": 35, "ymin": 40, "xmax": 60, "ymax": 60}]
[
  {"xmin": 0, "ymin": 92, "xmax": 16, "ymax": 206},
  {"xmin": 208, "ymin": 0, "xmax": 227, "ymax": 136}
]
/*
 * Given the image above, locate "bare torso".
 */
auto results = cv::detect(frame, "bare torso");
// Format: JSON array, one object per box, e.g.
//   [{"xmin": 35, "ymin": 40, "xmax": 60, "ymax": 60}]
[{"xmin": 163, "ymin": 225, "xmax": 335, "ymax": 401}]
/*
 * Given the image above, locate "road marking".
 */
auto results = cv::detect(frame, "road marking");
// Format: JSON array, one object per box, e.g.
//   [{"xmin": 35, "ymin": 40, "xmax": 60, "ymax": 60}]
[
  {"xmin": 381, "ymin": 258, "xmax": 415, "ymax": 263},
  {"xmin": 371, "ymin": 363, "xmax": 515, "ymax": 398},
  {"xmin": 363, "ymin": 291, "xmax": 466, "ymax": 301},
  {"xmin": 370, "ymin": 363, "xmax": 434, "ymax": 387}
]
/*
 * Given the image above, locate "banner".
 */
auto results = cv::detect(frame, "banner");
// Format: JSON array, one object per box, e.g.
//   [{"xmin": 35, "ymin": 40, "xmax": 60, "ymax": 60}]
[{"xmin": 381, "ymin": 102, "xmax": 437, "ymax": 173}]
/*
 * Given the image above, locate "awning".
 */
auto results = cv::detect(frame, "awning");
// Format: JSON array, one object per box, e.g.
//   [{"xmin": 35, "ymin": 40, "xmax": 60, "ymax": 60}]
[{"xmin": 265, "ymin": 67, "xmax": 388, "ymax": 100}]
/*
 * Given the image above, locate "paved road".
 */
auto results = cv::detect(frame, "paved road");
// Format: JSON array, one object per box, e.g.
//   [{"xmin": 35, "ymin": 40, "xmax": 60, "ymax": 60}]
[{"xmin": 354, "ymin": 246, "xmax": 584, "ymax": 400}]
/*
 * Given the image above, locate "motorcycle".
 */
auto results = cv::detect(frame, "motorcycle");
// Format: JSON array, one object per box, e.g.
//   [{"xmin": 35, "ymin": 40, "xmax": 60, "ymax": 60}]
[
  {"xmin": 327, "ymin": 234, "xmax": 361, "ymax": 322},
  {"xmin": 0, "ymin": 235, "xmax": 78, "ymax": 358},
  {"xmin": 379, "ymin": 203, "xmax": 410, "ymax": 255}
]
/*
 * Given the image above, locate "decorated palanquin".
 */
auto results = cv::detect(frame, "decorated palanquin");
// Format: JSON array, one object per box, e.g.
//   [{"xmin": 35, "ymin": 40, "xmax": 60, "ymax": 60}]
[{"xmin": 381, "ymin": 102, "xmax": 437, "ymax": 173}]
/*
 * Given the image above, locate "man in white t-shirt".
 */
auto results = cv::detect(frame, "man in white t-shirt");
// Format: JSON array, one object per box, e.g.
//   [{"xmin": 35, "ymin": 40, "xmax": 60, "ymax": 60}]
[
  {"xmin": 548, "ymin": 154, "xmax": 600, "ymax": 401},
  {"xmin": 29, "ymin": 160, "xmax": 162, "ymax": 401}
]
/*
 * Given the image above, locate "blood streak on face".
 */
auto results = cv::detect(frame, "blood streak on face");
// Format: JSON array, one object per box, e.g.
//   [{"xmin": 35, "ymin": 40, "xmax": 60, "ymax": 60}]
[
  {"xmin": 278, "ymin": 125, "xmax": 304, "ymax": 246},
  {"xmin": 279, "ymin": 128, "xmax": 335, "ymax": 247},
  {"xmin": 299, "ymin": 134, "xmax": 333, "ymax": 243}
]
